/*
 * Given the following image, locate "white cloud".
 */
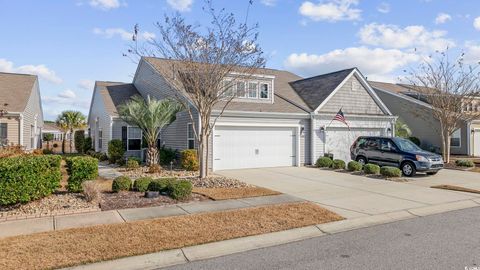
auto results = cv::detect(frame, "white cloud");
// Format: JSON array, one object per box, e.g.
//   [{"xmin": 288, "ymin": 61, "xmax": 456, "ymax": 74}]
[
  {"xmin": 284, "ymin": 47, "xmax": 420, "ymax": 78},
  {"xmin": 58, "ymin": 89, "xmax": 77, "ymax": 99},
  {"xmin": 93, "ymin": 27, "xmax": 155, "ymax": 41},
  {"xmin": 358, "ymin": 23, "xmax": 455, "ymax": 51},
  {"xmin": 0, "ymin": 58, "xmax": 62, "ymax": 84},
  {"xmin": 435, "ymin": 13, "xmax": 451, "ymax": 24},
  {"xmin": 377, "ymin": 2, "xmax": 390, "ymax": 14},
  {"xmin": 261, "ymin": 0, "xmax": 277, "ymax": 6},
  {"xmin": 474, "ymin": 17, "xmax": 480, "ymax": 30},
  {"xmin": 78, "ymin": 79, "xmax": 95, "ymax": 90},
  {"xmin": 89, "ymin": 0, "xmax": 124, "ymax": 10},
  {"xmin": 167, "ymin": 0, "xmax": 193, "ymax": 12},
  {"xmin": 299, "ymin": 0, "xmax": 361, "ymax": 22},
  {"xmin": 464, "ymin": 41, "xmax": 480, "ymax": 64}
]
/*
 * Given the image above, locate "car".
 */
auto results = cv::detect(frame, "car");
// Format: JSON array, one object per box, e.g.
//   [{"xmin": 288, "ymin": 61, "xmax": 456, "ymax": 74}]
[{"xmin": 350, "ymin": 136, "xmax": 444, "ymax": 177}]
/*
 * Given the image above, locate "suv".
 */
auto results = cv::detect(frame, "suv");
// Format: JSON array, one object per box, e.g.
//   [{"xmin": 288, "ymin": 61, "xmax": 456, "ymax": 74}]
[{"xmin": 350, "ymin": 136, "xmax": 443, "ymax": 177}]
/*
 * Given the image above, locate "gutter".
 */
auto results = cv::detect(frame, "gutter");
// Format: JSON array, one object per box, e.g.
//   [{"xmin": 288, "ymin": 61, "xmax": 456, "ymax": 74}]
[{"xmin": 310, "ymin": 112, "xmax": 315, "ymax": 165}]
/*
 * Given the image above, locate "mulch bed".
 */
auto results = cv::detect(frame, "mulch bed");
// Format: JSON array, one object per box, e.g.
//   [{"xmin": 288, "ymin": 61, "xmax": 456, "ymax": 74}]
[
  {"xmin": 0, "ymin": 202, "xmax": 343, "ymax": 270},
  {"xmin": 431, "ymin": 185, "xmax": 480, "ymax": 194},
  {"xmin": 99, "ymin": 192, "xmax": 210, "ymax": 211}
]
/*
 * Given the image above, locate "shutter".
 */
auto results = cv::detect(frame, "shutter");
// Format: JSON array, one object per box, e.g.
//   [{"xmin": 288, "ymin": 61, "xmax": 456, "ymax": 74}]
[
  {"xmin": 0, "ymin": 123, "xmax": 7, "ymax": 140},
  {"xmin": 122, "ymin": 126, "xmax": 128, "ymax": 150}
]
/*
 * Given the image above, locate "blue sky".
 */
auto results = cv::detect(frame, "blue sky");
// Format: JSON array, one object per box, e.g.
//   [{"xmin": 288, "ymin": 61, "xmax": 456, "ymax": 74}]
[{"xmin": 1, "ymin": 0, "xmax": 479, "ymax": 120}]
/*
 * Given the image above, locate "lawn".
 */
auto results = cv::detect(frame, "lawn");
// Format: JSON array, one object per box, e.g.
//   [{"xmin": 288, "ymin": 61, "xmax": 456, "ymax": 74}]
[
  {"xmin": 0, "ymin": 202, "xmax": 342, "ymax": 270},
  {"xmin": 193, "ymin": 187, "xmax": 281, "ymax": 200},
  {"xmin": 431, "ymin": 185, "xmax": 480, "ymax": 194}
]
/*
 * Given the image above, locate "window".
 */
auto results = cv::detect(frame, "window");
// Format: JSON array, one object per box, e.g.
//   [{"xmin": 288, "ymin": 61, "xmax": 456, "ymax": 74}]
[
  {"xmin": 365, "ymin": 138, "xmax": 379, "ymax": 150},
  {"xmin": 260, "ymin": 83, "xmax": 269, "ymax": 99},
  {"xmin": 223, "ymin": 80, "xmax": 235, "ymax": 97},
  {"xmin": 380, "ymin": 139, "xmax": 396, "ymax": 152},
  {"xmin": 451, "ymin": 128, "xmax": 461, "ymax": 148},
  {"xmin": 248, "ymin": 82, "xmax": 258, "ymax": 98},
  {"xmin": 236, "ymin": 81, "xmax": 246, "ymax": 98},
  {"xmin": 0, "ymin": 123, "xmax": 7, "ymax": 145},
  {"xmin": 128, "ymin": 127, "xmax": 142, "ymax": 150},
  {"xmin": 187, "ymin": 123, "xmax": 195, "ymax": 149},
  {"xmin": 98, "ymin": 130, "xmax": 103, "ymax": 150}
]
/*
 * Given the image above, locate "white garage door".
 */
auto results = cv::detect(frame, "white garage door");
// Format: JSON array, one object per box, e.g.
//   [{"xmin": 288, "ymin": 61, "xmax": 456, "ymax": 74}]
[
  {"xmin": 325, "ymin": 127, "xmax": 384, "ymax": 162},
  {"xmin": 214, "ymin": 126, "xmax": 296, "ymax": 170}
]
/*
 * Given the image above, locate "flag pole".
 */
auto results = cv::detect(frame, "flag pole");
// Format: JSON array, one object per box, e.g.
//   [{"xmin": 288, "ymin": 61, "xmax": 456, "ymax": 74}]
[{"xmin": 326, "ymin": 106, "xmax": 343, "ymax": 128}]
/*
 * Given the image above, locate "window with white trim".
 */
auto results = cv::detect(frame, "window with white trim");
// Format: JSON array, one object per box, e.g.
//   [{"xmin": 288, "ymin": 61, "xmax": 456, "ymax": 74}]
[
  {"xmin": 260, "ymin": 83, "xmax": 269, "ymax": 99},
  {"xmin": 236, "ymin": 81, "xmax": 246, "ymax": 98},
  {"xmin": 128, "ymin": 127, "xmax": 142, "ymax": 150},
  {"xmin": 248, "ymin": 82, "xmax": 258, "ymax": 98},
  {"xmin": 187, "ymin": 123, "xmax": 195, "ymax": 149},
  {"xmin": 450, "ymin": 128, "xmax": 461, "ymax": 148},
  {"xmin": 223, "ymin": 80, "xmax": 235, "ymax": 97},
  {"xmin": 98, "ymin": 129, "xmax": 103, "ymax": 150}
]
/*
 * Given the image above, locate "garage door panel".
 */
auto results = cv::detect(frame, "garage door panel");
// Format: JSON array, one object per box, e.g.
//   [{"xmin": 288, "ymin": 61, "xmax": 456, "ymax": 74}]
[{"xmin": 326, "ymin": 127, "xmax": 383, "ymax": 162}]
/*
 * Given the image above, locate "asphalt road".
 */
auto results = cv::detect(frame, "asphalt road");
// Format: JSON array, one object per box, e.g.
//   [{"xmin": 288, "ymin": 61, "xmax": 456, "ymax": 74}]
[{"xmin": 163, "ymin": 207, "xmax": 480, "ymax": 270}]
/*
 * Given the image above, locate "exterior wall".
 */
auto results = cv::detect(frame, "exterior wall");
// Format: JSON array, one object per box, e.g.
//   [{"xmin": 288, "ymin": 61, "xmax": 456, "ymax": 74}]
[
  {"xmin": 22, "ymin": 79, "xmax": 44, "ymax": 150},
  {"xmin": 0, "ymin": 116, "xmax": 20, "ymax": 145},
  {"xmin": 88, "ymin": 84, "xmax": 112, "ymax": 153},
  {"xmin": 133, "ymin": 59, "xmax": 179, "ymax": 101},
  {"xmin": 319, "ymin": 75, "xmax": 384, "ymax": 115},
  {"xmin": 159, "ymin": 110, "xmax": 198, "ymax": 151},
  {"xmin": 111, "ymin": 119, "xmax": 143, "ymax": 159}
]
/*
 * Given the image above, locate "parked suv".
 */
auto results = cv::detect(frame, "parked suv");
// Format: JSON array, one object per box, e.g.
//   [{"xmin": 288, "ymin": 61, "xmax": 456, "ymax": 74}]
[{"xmin": 350, "ymin": 136, "xmax": 443, "ymax": 177}]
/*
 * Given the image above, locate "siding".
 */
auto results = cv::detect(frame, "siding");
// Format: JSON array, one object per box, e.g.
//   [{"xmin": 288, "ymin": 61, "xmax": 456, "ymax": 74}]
[
  {"xmin": 22, "ymin": 79, "xmax": 43, "ymax": 149},
  {"xmin": 88, "ymin": 84, "xmax": 112, "ymax": 153},
  {"xmin": 319, "ymin": 75, "xmax": 384, "ymax": 115},
  {"xmin": 111, "ymin": 119, "xmax": 143, "ymax": 159},
  {"xmin": 0, "ymin": 116, "xmax": 20, "ymax": 145},
  {"xmin": 133, "ymin": 59, "xmax": 180, "ymax": 101}
]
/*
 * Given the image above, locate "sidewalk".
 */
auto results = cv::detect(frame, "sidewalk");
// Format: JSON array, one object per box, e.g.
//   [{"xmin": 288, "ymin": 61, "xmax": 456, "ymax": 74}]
[{"xmin": 0, "ymin": 194, "xmax": 302, "ymax": 239}]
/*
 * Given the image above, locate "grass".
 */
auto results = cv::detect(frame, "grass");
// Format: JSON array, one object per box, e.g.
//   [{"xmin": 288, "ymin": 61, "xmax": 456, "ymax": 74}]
[
  {"xmin": 0, "ymin": 202, "xmax": 342, "ymax": 270},
  {"xmin": 193, "ymin": 187, "xmax": 281, "ymax": 200},
  {"xmin": 431, "ymin": 185, "xmax": 480, "ymax": 194}
]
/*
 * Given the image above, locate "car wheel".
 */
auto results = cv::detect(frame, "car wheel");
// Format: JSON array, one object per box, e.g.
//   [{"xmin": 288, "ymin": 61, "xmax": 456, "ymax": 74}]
[
  {"xmin": 356, "ymin": 156, "xmax": 367, "ymax": 165},
  {"xmin": 427, "ymin": 171, "xmax": 438, "ymax": 175},
  {"xmin": 401, "ymin": 162, "xmax": 416, "ymax": 177}
]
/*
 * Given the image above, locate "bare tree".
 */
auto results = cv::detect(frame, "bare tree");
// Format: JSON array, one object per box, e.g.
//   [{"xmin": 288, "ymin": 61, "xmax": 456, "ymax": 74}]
[
  {"xmin": 129, "ymin": 0, "xmax": 265, "ymax": 178},
  {"xmin": 406, "ymin": 50, "xmax": 480, "ymax": 163}
]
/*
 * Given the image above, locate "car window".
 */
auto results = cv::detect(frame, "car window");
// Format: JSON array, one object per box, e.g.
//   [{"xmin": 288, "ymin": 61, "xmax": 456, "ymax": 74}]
[
  {"xmin": 357, "ymin": 138, "xmax": 367, "ymax": 148},
  {"xmin": 365, "ymin": 138, "xmax": 379, "ymax": 150},
  {"xmin": 380, "ymin": 139, "xmax": 395, "ymax": 151}
]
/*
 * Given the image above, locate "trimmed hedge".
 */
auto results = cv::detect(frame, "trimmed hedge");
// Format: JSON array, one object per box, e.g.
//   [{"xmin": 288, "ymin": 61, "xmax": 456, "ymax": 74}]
[
  {"xmin": 66, "ymin": 156, "xmax": 98, "ymax": 192},
  {"xmin": 148, "ymin": 178, "xmax": 175, "ymax": 193},
  {"xmin": 112, "ymin": 176, "xmax": 132, "ymax": 192},
  {"xmin": 108, "ymin": 139, "xmax": 125, "ymax": 164},
  {"xmin": 455, "ymin": 159, "xmax": 475, "ymax": 167},
  {"xmin": 332, "ymin": 159, "xmax": 346, "ymax": 170},
  {"xmin": 347, "ymin": 161, "xmax": 363, "ymax": 171},
  {"xmin": 316, "ymin": 157, "xmax": 333, "ymax": 168},
  {"xmin": 364, "ymin": 163, "xmax": 380, "ymax": 175},
  {"xmin": 0, "ymin": 155, "xmax": 62, "ymax": 205},
  {"xmin": 133, "ymin": 177, "xmax": 153, "ymax": 192},
  {"xmin": 380, "ymin": 166, "xmax": 402, "ymax": 177},
  {"xmin": 126, "ymin": 159, "xmax": 140, "ymax": 170},
  {"xmin": 181, "ymin": 150, "xmax": 199, "ymax": 171},
  {"xmin": 168, "ymin": 180, "xmax": 192, "ymax": 200}
]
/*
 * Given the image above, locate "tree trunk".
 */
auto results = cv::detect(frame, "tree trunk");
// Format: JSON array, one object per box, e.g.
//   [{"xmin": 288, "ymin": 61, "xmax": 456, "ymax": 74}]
[
  {"xmin": 440, "ymin": 126, "xmax": 451, "ymax": 164},
  {"xmin": 199, "ymin": 132, "xmax": 207, "ymax": 179},
  {"xmin": 62, "ymin": 133, "xmax": 66, "ymax": 154},
  {"xmin": 69, "ymin": 129, "xmax": 73, "ymax": 154},
  {"xmin": 146, "ymin": 146, "xmax": 159, "ymax": 166}
]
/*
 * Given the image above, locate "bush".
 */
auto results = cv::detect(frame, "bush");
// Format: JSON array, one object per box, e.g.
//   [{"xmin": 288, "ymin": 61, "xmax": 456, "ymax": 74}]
[
  {"xmin": 0, "ymin": 155, "xmax": 62, "ymax": 205},
  {"xmin": 112, "ymin": 176, "xmax": 132, "ymax": 192},
  {"xmin": 82, "ymin": 180, "xmax": 100, "ymax": 202},
  {"xmin": 84, "ymin": 137, "xmax": 93, "ymax": 153},
  {"xmin": 168, "ymin": 180, "xmax": 192, "ymax": 200},
  {"xmin": 108, "ymin": 139, "xmax": 125, "ymax": 164},
  {"xmin": 380, "ymin": 166, "xmax": 402, "ymax": 177},
  {"xmin": 331, "ymin": 159, "xmax": 346, "ymax": 170},
  {"xmin": 316, "ymin": 157, "xmax": 333, "ymax": 168},
  {"xmin": 148, "ymin": 164, "xmax": 162, "ymax": 174},
  {"xmin": 347, "ymin": 161, "xmax": 363, "ymax": 171},
  {"xmin": 160, "ymin": 146, "xmax": 178, "ymax": 165},
  {"xmin": 364, "ymin": 163, "xmax": 380, "ymax": 175},
  {"xmin": 42, "ymin": 148, "xmax": 54, "ymax": 155},
  {"xmin": 181, "ymin": 149, "xmax": 199, "ymax": 171},
  {"xmin": 148, "ymin": 178, "xmax": 174, "ymax": 192},
  {"xmin": 66, "ymin": 156, "xmax": 98, "ymax": 192},
  {"xmin": 126, "ymin": 159, "xmax": 140, "ymax": 170},
  {"xmin": 408, "ymin": 136, "xmax": 421, "ymax": 146},
  {"xmin": 74, "ymin": 130, "xmax": 85, "ymax": 154},
  {"xmin": 455, "ymin": 159, "xmax": 475, "ymax": 167},
  {"xmin": 133, "ymin": 177, "xmax": 153, "ymax": 192}
]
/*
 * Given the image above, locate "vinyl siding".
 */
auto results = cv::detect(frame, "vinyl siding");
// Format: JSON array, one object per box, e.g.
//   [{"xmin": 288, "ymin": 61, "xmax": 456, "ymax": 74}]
[
  {"xmin": 0, "ymin": 116, "xmax": 20, "ymax": 145},
  {"xmin": 133, "ymin": 59, "xmax": 179, "ymax": 101},
  {"xmin": 22, "ymin": 79, "xmax": 43, "ymax": 149},
  {"xmin": 88, "ymin": 84, "xmax": 112, "ymax": 153},
  {"xmin": 111, "ymin": 119, "xmax": 143, "ymax": 159}
]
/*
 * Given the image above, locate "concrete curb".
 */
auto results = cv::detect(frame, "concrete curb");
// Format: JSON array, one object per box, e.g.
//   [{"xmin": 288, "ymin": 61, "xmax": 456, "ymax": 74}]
[{"xmin": 407, "ymin": 200, "xmax": 479, "ymax": 217}]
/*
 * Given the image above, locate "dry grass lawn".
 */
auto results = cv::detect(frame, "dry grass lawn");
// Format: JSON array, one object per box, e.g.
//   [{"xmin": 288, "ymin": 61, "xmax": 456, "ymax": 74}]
[
  {"xmin": 431, "ymin": 185, "xmax": 480, "ymax": 194},
  {"xmin": 0, "ymin": 202, "xmax": 342, "ymax": 270},
  {"xmin": 193, "ymin": 187, "xmax": 281, "ymax": 200}
]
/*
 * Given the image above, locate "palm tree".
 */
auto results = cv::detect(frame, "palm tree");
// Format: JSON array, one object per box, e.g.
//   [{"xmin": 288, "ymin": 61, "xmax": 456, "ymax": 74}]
[
  {"xmin": 119, "ymin": 95, "xmax": 182, "ymax": 166},
  {"xmin": 56, "ymin": 111, "xmax": 87, "ymax": 154},
  {"xmin": 395, "ymin": 118, "xmax": 412, "ymax": 138}
]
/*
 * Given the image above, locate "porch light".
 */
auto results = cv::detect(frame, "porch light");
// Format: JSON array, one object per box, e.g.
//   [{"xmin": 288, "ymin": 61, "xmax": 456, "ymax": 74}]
[
  {"xmin": 300, "ymin": 127, "xmax": 305, "ymax": 135},
  {"xmin": 320, "ymin": 127, "xmax": 325, "ymax": 132}
]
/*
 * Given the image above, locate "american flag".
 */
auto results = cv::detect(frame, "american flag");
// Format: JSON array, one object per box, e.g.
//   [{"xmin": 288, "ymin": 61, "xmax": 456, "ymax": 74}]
[{"xmin": 333, "ymin": 108, "xmax": 350, "ymax": 129}]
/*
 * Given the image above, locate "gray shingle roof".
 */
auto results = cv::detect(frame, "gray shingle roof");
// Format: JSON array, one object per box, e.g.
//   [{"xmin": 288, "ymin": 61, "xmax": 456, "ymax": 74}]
[
  {"xmin": 96, "ymin": 81, "xmax": 140, "ymax": 116},
  {"xmin": 0, "ymin": 72, "xmax": 37, "ymax": 112},
  {"xmin": 289, "ymin": 68, "xmax": 355, "ymax": 110}
]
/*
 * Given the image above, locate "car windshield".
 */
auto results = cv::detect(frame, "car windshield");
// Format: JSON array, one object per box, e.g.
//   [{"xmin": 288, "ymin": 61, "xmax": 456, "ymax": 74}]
[{"xmin": 392, "ymin": 138, "xmax": 423, "ymax": 152}]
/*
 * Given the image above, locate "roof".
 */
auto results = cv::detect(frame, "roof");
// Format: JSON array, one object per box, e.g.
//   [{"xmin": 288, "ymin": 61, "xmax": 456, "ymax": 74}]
[
  {"xmin": 0, "ymin": 72, "xmax": 37, "ymax": 112},
  {"xmin": 289, "ymin": 68, "xmax": 355, "ymax": 110},
  {"xmin": 96, "ymin": 81, "xmax": 140, "ymax": 116},
  {"xmin": 43, "ymin": 122, "xmax": 61, "ymax": 132}
]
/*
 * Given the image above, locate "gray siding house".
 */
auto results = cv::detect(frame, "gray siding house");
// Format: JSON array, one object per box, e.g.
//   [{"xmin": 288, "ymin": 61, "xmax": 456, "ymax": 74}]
[
  {"xmin": 88, "ymin": 57, "xmax": 395, "ymax": 170},
  {"xmin": 0, "ymin": 72, "xmax": 44, "ymax": 150}
]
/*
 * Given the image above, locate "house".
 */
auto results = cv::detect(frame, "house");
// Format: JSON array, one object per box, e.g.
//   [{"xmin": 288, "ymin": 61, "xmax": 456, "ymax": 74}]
[
  {"xmin": 42, "ymin": 121, "xmax": 67, "ymax": 142},
  {"xmin": 370, "ymin": 81, "xmax": 480, "ymax": 156},
  {"xmin": 0, "ymin": 72, "xmax": 43, "ymax": 150},
  {"xmin": 88, "ymin": 57, "xmax": 396, "ymax": 170}
]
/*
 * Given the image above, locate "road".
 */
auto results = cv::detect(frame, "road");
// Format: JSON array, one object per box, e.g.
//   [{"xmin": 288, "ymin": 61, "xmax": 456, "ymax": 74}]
[{"xmin": 163, "ymin": 207, "xmax": 480, "ymax": 270}]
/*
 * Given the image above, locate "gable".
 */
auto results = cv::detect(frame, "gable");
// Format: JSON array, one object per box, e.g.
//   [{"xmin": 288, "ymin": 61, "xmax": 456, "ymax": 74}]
[{"xmin": 318, "ymin": 74, "xmax": 385, "ymax": 115}]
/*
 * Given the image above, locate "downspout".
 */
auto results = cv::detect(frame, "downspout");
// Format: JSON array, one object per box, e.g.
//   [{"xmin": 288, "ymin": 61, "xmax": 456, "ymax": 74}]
[
  {"xmin": 467, "ymin": 121, "xmax": 471, "ymax": 156},
  {"xmin": 310, "ymin": 112, "xmax": 315, "ymax": 165}
]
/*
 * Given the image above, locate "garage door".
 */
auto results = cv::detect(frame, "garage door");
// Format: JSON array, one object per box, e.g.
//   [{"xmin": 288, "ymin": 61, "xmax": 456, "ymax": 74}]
[
  {"xmin": 325, "ymin": 127, "xmax": 384, "ymax": 162},
  {"xmin": 213, "ymin": 126, "xmax": 296, "ymax": 170}
]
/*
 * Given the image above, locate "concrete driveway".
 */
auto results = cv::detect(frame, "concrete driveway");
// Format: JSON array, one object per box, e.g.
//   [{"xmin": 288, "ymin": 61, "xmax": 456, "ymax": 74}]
[{"xmin": 217, "ymin": 167, "xmax": 480, "ymax": 219}]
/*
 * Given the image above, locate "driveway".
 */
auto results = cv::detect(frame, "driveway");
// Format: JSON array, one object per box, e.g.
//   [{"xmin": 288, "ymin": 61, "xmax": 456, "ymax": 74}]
[{"xmin": 217, "ymin": 167, "xmax": 480, "ymax": 219}]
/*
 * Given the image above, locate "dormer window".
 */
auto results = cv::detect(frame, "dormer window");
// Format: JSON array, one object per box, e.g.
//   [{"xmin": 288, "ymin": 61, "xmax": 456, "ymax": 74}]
[
  {"xmin": 248, "ymin": 82, "xmax": 258, "ymax": 98},
  {"xmin": 260, "ymin": 83, "xmax": 269, "ymax": 99}
]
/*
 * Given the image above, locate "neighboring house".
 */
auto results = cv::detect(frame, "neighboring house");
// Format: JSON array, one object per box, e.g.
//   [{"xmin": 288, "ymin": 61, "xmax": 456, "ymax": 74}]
[
  {"xmin": 42, "ymin": 121, "xmax": 68, "ymax": 142},
  {"xmin": 88, "ymin": 57, "xmax": 395, "ymax": 170},
  {"xmin": 370, "ymin": 81, "xmax": 480, "ymax": 156},
  {"xmin": 0, "ymin": 72, "xmax": 44, "ymax": 150}
]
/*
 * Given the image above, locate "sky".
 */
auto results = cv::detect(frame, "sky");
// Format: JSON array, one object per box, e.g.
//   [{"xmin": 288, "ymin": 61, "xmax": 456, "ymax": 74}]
[{"xmin": 1, "ymin": 0, "xmax": 480, "ymax": 120}]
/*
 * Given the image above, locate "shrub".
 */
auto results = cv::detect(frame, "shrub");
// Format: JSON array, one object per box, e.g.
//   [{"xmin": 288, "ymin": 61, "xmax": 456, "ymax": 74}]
[
  {"xmin": 112, "ymin": 176, "xmax": 132, "ymax": 192},
  {"xmin": 126, "ymin": 159, "xmax": 139, "ymax": 170},
  {"xmin": 364, "ymin": 163, "xmax": 380, "ymax": 175},
  {"xmin": 84, "ymin": 137, "xmax": 93, "ymax": 153},
  {"xmin": 74, "ymin": 130, "xmax": 85, "ymax": 154},
  {"xmin": 316, "ymin": 157, "xmax": 333, "ymax": 168},
  {"xmin": 0, "ymin": 155, "xmax": 62, "ymax": 205},
  {"xmin": 42, "ymin": 148, "xmax": 54, "ymax": 155},
  {"xmin": 148, "ymin": 178, "xmax": 175, "ymax": 192},
  {"xmin": 98, "ymin": 153, "xmax": 108, "ymax": 161},
  {"xmin": 181, "ymin": 149, "xmax": 199, "ymax": 171},
  {"xmin": 133, "ymin": 177, "xmax": 153, "ymax": 192},
  {"xmin": 331, "ymin": 159, "xmax": 346, "ymax": 170},
  {"xmin": 455, "ymin": 159, "xmax": 475, "ymax": 167},
  {"xmin": 81, "ymin": 181, "xmax": 100, "ymax": 202},
  {"xmin": 347, "ymin": 161, "xmax": 363, "ymax": 171},
  {"xmin": 108, "ymin": 139, "xmax": 125, "ymax": 164},
  {"xmin": 408, "ymin": 137, "xmax": 421, "ymax": 146},
  {"xmin": 66, "ymin": 156, "xmax": 98, "ymax": 193},
  {"xmin": 380, "ymin": 166, "xmax": 402, "ymax": 177},
  {"xmin": 160, "ymin": 146, "xmax": 178, "ymax": 165},
  {"xmin": 148, "ymin": 164, "xmax": 162, "ymax": 173},
  {"xmin": 168, "ymin": 180, "xmax": 193, "ymax": 200}
]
